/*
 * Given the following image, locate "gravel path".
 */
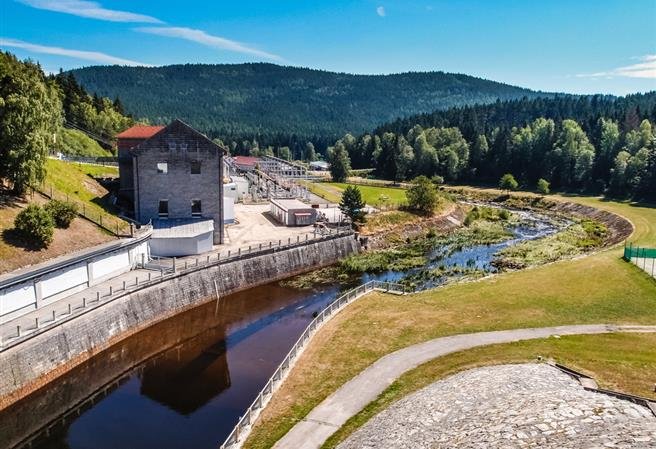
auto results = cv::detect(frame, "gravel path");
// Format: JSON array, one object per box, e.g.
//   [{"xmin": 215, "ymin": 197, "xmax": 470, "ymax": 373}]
[{"xmin": 338, "ymin": 363, "xmax": 656, "ymax": 449}]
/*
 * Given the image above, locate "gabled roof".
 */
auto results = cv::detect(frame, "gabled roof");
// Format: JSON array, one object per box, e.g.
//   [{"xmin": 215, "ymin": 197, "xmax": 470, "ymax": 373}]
[
  {"xmin": 232, "ymin": 156, "xmax": 260, "ymax": 166},
  {"xmin": 116, "ymin": 125, "xmax": 165, "ymax": 139},
  {"xmin": 132, "ymin": 119, "xmax": 227, "ymax": 154}
]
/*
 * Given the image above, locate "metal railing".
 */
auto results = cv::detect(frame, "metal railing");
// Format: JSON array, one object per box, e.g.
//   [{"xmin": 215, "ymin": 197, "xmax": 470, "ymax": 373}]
[
  {"xmin": 219, "ymin": 279, "xmax": 408, "ymax": 449},
  {"xmin": 624, "ymin": 242, "xmax": 656, "ymax": 278},
  {"xmin": 35, "ymin": 184, "xmax": 132, "ymax": 237},
  {"xmin": 0, "ymin": 230, "xmax": 355, "ymax": 351}
]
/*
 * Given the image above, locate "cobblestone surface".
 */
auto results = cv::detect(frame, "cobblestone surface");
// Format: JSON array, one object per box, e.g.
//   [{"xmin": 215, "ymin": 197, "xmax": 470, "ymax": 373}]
[{"xmin": 338, "ymin": 364, "xmax": 656, "ymax": 449}]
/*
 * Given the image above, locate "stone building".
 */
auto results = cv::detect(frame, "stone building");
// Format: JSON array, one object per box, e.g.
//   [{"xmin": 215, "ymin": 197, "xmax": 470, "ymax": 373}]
[
  {"xmin": 116, "ymin": 125, "xmax": 165, "ymax": 204},
  {"xmin": 127, "ymin": 119, "xmax": 226, "ymax": 247}
]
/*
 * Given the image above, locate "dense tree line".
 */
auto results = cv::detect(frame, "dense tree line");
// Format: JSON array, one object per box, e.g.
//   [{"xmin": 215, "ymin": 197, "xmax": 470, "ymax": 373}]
[
  {"xmin": 332, "ymin": 93, "xmax": 656, "ymax": 199},
  {"xmin": 0, "ymin": 51, "xmax": 132, "ymax": 193},
  {"xmin": 0, "ymin": 52, "xmax": 61, "ymax": 193},
  {"xmin": 51, "ymin": 70, "xmax": 133, "ymax": 141},
  {"xmin": 69, "ymin": 63, "xmax": 551, "ymax": 151}
]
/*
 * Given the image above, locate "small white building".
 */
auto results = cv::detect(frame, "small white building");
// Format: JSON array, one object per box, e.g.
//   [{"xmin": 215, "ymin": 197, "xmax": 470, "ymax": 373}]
[
  {"xmin": 231, "ymin": 176, "xmax": 249, "ymax": 200},
  {"xmin": 224, "ymin": 182, "xmax": 239, "ymax": 201},
  {"xmin": 270, "ymin": 199, "xmax": 317, "ymax": 226},
  {"xmin": 150, "ymin": 219, "xmax": 214, "ymax": 257},
  {"xmin": 223, "ymin": 195, "xmax": 235, "ymax": 224},
  {"xmin": 309, "ymin": 161, "xmax": 329, "ymax": 171}
]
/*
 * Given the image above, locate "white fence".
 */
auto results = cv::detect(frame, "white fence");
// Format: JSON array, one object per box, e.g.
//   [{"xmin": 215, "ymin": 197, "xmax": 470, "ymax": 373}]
[{"xmin": 219, "ymin": 279, "xmax": 408, "ymax": 449}]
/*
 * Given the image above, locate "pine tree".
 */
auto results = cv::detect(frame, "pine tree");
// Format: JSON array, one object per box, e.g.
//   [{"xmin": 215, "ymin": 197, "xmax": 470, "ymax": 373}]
[{"xmin": 339, "ymin": 185, "xmax": 366, "ymax": 226}]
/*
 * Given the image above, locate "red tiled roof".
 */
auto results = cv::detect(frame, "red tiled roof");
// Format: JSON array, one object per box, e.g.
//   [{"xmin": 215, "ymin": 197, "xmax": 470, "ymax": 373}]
[
  {"xmin": 232, "ymin": 156, "xmax": 260, "ymax": 166},
  {"xmin": 116, "ymin": 125, "xmax": 165, "ymax": 139}
]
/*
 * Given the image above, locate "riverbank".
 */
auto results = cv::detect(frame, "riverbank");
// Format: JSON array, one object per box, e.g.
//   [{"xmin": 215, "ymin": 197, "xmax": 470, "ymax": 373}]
[
  {"xmin": 0, "ymin": 234, "xmax": 359, "ymax": 410},
  {"xmin": 242, "ymin": 194, "xmax": 655, "ymax": 449}
]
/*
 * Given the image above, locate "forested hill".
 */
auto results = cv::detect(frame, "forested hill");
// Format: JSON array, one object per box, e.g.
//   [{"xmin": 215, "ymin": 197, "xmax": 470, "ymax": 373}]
[
  {"xmin": 374, "ymin": 92, "xmax": 656, "ymax": 140},
  {"xmin": 70, "ymin": 63, "xmax": 552, "ymax": 142}
]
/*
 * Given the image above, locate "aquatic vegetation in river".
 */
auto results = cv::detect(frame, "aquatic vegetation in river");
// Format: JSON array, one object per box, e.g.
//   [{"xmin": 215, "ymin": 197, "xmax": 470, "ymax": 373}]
[{"xmin": 493, "ymin": 219, "xmax": 608, "ymax": 269}]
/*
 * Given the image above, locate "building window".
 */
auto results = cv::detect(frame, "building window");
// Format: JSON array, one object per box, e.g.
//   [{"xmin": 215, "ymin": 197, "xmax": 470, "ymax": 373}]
[
  {"xmin": 180, "ymin": 143, "xmax": 188, "ymax": 153},
  {"xmin": 190, "ymin": 160, "xmax": 201, "ymax": 174},
  {"xmin": 168, "ymin": 141, "xmax": 176, "ymax": 152},
  {"xmin": 191, "ymin": 199, "xmax": 202, "ymax": 217},
  {"xmin": 157, "ymin": 162, "xmax": 168, "ymax": 174},
  {"xmin": 158, "ymin": 200, "xmax": 169, "ymax": 218}
]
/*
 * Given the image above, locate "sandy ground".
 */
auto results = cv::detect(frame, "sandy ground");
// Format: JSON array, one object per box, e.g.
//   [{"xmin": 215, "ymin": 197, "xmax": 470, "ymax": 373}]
[{"xmin": 223, "ymin": 204, "xmax": 322, "ymax": 250}]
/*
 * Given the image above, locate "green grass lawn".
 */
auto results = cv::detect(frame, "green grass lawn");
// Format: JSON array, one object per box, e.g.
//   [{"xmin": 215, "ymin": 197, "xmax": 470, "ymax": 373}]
[
  {"xmin": 44, "ymin": 159, "xmax": 126, "ymax": 232},
  {"xmin": 243, "ymin": 194, "xmax": 656, "ymax": 449},
  {"xmin": 327, "ymin": 182, "xmax": 408, "ymax": 207},
  {"xmin": 302, "ymin": 181, "xmax": 409, "ymax": 207}
]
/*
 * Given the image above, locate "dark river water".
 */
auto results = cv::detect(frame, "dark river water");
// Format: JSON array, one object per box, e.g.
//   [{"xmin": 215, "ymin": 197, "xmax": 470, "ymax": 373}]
[{"xmin": 0, "ymin": 208, "xmax": 560, "ymax": 449}]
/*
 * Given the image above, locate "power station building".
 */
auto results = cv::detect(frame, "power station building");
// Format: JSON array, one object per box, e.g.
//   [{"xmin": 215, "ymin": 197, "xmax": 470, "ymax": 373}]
[{"xmin": 117, "ymin": 120, "xmax": 226, "ymax": 254}]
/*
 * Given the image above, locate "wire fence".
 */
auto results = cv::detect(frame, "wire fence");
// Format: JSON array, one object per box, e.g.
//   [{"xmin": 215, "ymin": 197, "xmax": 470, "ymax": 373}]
[
  {"xmin": 58, "ymin": 155, "xmax": 119, "ymax": 166},
  {"xmin": 219, "ymin": 279, "xmax": 408, "ymax": 449},
  {"xmin": 624, "ymin": 242, "xmax": 656, "ymax": 278},
  {"xmin": 35, "ymin": 184, "xmax": 132, "ymax": 237}
]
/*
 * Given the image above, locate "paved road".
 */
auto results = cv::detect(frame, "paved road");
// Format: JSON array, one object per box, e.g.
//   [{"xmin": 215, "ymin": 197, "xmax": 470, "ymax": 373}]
[{"xmin": 272, "ymin": 324, "xmax": 656, "ymax": 449}]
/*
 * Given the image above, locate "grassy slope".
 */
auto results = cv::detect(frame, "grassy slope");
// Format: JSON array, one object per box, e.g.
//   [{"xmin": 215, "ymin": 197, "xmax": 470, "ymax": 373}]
[
  {"xmin": 0, "ymin": 161, "xmax": 123, "ymax": 273},
  {"xmin": 60, "ymin": 128, "xmax": 113, "ymax": 157},
  {"xmin": 243, "ymin": 194, "xmax": 656, "ymax": 449},
  {"xmin": 44, "ymin": 159, "xmax": 126, "ymax": 231}
]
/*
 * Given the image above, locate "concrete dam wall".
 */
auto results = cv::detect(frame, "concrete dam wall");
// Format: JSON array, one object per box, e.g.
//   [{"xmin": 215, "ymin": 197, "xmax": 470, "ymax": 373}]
[{"xmin": 0, "ymin": 234, "xmax": 359, "ymax": 409}]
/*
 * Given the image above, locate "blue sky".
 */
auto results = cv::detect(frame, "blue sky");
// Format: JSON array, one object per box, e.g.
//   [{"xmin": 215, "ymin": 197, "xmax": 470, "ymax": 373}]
[{"xmin": 1, "ymin": 0, "xmax": 655, "ymax": 95}]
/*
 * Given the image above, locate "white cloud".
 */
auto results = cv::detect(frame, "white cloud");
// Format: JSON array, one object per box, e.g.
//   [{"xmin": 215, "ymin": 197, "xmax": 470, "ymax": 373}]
[
  {"xmin": 135, "ymin": 27, "xmax": 282, "ymax": 61},
  {"xmin": 376, "ymin": 6, "xmax": 386, "ymax": 17},
  {"xmin": 577, "ymin": 54, "xmax": 656, "ymax": 79},
  {"xmin": 0, "ymin": 38, "xmax": 151, "ymax": 66},
  {"xmin": 17, "ymin": 0, "xmax": 162, "ymax": 23}
]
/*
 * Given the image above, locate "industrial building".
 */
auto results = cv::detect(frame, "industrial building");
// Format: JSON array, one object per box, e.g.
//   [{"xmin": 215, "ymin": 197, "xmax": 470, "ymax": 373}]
[
  {"xmin": 118, "ymin": 120, "xmax": 227, "ymax": 255},
  {"xmin": 269, "ymin": 199, "xmax": 317, "ymax": 226}
]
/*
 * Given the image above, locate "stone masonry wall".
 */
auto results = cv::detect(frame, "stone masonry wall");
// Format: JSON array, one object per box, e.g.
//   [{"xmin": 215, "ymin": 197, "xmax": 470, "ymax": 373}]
[{"xmin": 0, "ymin": 234, "xmax": 359, "ymax": 409}]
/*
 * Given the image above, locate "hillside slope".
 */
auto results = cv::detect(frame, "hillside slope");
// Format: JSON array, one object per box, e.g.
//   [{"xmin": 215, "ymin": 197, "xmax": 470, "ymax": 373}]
[{"xmin": 70, "ymin": 63, "xmax": 553, "ymax": 141}]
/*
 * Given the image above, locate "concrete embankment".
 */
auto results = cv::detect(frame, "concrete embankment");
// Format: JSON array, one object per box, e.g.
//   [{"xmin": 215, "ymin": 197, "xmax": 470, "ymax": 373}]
[{"xmin": 0, "ymin": 234, "xmax": 359, "ymax": 409}]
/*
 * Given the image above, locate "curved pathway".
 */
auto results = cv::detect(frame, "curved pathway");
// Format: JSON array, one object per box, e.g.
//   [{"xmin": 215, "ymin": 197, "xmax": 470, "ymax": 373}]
[{"xmin": 272, "ymin": 324, "xmax": 656, "ymax": 449}]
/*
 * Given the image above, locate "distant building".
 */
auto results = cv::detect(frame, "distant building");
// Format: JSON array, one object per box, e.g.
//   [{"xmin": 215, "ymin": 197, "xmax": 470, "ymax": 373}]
[
  {"xmin": 232, "ymin": 156, "xmax": 260, "ymax": 172},
  {"xmin": 128, "ymin": 119, "xmax": 226, "ymax": 252},
  {"xmin": 270, "ymin": 199, "xmax": 317, "ymax": 226},
  {"xmin": 116, "ymin": 125, "xmax": 165, "ymax": 204},
  {"xmin": 309, "ymin": 160, "xmax": 329, "ymax": 171}
]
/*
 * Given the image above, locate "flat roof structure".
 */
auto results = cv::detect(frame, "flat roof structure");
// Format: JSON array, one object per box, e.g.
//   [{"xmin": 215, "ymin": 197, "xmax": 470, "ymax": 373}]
[
  {"xmin": 270, "ymin": 199, "xmax": 312, "ymax": 211},
  {"xmin": 151, "ymin": 219, "xmax": 214, "ymax": 238}
]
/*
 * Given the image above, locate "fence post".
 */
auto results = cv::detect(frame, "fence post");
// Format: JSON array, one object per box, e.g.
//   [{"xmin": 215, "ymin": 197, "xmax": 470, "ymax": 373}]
[{"xmin": 173, "ymin": 257, "xmax": 177, "ymax": 273}]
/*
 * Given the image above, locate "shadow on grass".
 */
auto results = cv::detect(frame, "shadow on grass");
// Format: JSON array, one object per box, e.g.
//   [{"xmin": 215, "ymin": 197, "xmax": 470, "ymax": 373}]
[{"xmin": 1, "ymin": 228, "xmax": 46, "ymax": 251}]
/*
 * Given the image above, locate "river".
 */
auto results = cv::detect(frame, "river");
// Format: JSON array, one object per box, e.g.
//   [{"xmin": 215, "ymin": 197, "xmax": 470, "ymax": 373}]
[{"xmin": 0, "ymin": 207, "xmax": 561, "ymax": 449}]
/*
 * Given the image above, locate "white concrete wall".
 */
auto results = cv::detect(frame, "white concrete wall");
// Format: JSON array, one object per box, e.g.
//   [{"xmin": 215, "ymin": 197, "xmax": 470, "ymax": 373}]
[
  {"xmin": 224, "ymin": 196, "xmax": 235, "ymax": 224},
  {"xmin": 0, "ymin": 283, "xmax": 36, "ymax": 322},
  {"xmin": 150, "ymin": 232, "xmax": 213, "ymax": 257},
  {"xmin": 0, "ymin": 238, "xmax": 150, "ymax": 324}
]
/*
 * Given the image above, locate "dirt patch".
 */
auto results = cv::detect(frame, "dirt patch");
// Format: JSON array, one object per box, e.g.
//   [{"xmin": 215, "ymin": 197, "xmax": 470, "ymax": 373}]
[
  {"xmin": 362, "ymin": 203, "xmax": 466, "ymax": 250},
  {"xmin": 0, "ymin": 192, "xmax": 115, "ymax": 274}
]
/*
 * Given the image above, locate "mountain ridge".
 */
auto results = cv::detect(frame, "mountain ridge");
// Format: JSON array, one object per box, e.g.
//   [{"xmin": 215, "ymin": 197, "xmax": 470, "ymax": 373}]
[{"xmin": 69, "ymin": 62, "xmax": 558, "ymax": 144}]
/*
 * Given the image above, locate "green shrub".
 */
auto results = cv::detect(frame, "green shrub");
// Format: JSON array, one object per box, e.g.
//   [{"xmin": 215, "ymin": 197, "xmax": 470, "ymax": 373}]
[
  {"xmin": 14, "ymin": 204, "xmax": 55, "ymax": 248},
  {"xmin": 499, "ymin": 173, "xmax": 519, "ymax": 191},
  {"xmin": 536, "ymin": 178, "xmax": 550, "ymax": 195},
  {"xmin": 45, "ymin": 199, "xmax": 78, "ymax": 228}
]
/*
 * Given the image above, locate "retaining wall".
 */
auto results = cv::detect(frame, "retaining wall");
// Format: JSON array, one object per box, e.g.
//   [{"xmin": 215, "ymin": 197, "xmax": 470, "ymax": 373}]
[{"xmin": 0, "ymin": 234, "xmax": 359, "ymax": 409}]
